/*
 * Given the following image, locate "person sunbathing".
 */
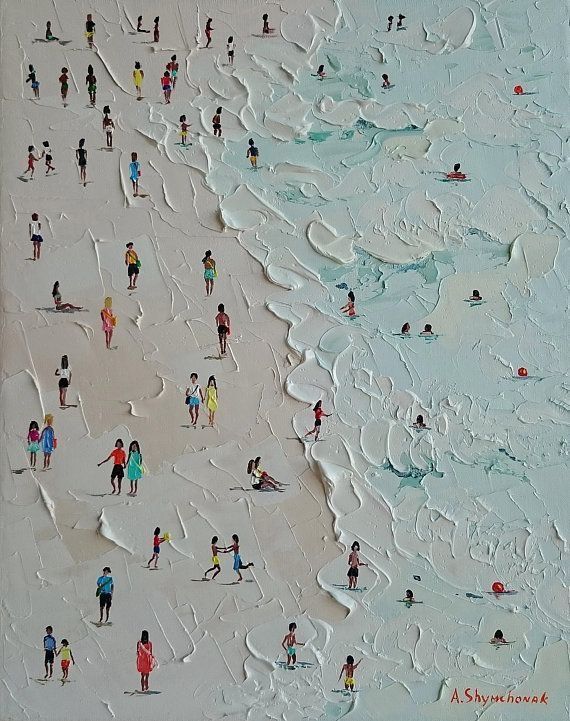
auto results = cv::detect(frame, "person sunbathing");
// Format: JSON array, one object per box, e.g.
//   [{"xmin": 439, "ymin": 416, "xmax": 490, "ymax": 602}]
[
  {"xmin": 247, "ymin": 457, "xmax": 283, "ymax": 491},
  {"xmin": 446, "ymin": 163, "xmax": 466, "ymax": 180}
]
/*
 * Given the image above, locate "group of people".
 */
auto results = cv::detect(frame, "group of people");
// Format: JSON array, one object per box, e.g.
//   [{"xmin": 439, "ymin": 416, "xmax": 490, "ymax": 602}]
[
  {"xmin": 400, "ymin": 322, "xmax": 436, "ymax": 336},
  {"xmin": 98, "ymin": 438, "xmax": 144, "ymax": 495},
  {"xmin": 185, "ymin": 373, "xmax": 219, "ymax": 428}
]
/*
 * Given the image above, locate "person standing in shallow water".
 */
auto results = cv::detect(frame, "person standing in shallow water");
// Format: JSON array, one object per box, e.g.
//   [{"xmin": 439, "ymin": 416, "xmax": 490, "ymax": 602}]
[
  {"xmin": 202, "ymin": 250, "xmax": 216, "ymax": 295},
  {"xmin": 100, "ymin": 296, "xmax": 117, "ymax": 349},
  {"xmin": 246, "ymin": 138, "xmax": 259, "ymax": 168},
  {"xmin": 136, "ymin": 630, "xmax": 155, "ymax": 692},
  {"xmin": 212, "ymin": 107, "xmax": 222, "ymax": 137}
]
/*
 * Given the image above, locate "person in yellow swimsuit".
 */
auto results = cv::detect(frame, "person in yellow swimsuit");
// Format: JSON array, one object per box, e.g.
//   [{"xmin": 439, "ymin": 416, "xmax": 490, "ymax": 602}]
[
  {"xmin": 133, "ymin": 62, "xmax": 144, "ymax": 99},
  {"xmin": 203, "ymin": 536, "xmax": 221, "ymax": 580},
  {"xmin": 205, "ymin": 375, "xmax": 218, "ymax": 427},
  {"xmin": 338, "ymin": 655, "xmax": 361, "ymax": 692}
]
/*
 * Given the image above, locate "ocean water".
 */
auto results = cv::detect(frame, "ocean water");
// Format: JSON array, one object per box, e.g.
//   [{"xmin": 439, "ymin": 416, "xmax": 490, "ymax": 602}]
[{"xmin": 204, "ymin": 0, "xmax": 569, "ymax": 717}]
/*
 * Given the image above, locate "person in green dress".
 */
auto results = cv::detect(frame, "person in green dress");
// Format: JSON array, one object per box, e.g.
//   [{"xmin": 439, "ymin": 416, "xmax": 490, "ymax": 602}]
[{"xmin": 127, "ymin": 440, "xmax": 143, "ymax": 496}]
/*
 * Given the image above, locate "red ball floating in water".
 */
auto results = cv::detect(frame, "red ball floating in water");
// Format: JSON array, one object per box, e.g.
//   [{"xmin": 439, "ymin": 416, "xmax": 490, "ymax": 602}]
[
  {"xmin": 514, "ymin": 85, "xmax": 524, "ymax": 95},
  {"xmin": 518, "ymin": 367, "xmax": 528, "ymax": 377},
  {"xmin": 492, "ymin": 581, "xmax": 505, "ymax": 593}
]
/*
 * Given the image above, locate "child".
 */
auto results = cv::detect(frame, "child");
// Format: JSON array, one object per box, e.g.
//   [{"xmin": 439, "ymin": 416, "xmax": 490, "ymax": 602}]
[
  {"xmin": 59, "ymin": 67, "xmax": 69, "ymax": 105},
  {"xmin": 28, "ymin": 421, "xmax": 40, "ymax": 468},
  {"xmin": 167, "ymin": 55, "xmax": 179, "ymax": 88},
  {"xmin": 205, "ymin": 18, "xmax": 213, "ymax": 48},
  {"xmin": 42, "ymin": 141, "xmax": 55, "ymax": 175},
  {"xmin": 347, "ymin": 541, "xmax": 367, "ymax": 590},
  {"xmin": 103, "ymin": 106, "xmax": 115, "ymax": 147},
  {"xmin": 202, "ymin": 250, "xmax": 216, "ymax": 295},
  {"xmin": 153, "ymin": 16, "xmax": 159, "ymax": 43},
  {"xmin": 447, "ymin": 163, "xmax": 466, "ymax": 180},
  {"xmin": 205, "ymin": 375, "xmax": 218, "ymax": 427},
  {"xmin": 203, "ymin": 536, "xmax": 222, "ymax": 580},
  {"xmin": 340, "ymin": 290, "xmax": 356, "ymax": 317},
  {"xmin": 129, "ymin": 152, "xmax": 140, "ymax": 196},
  {"xmin": 212, "ymin": 107, "xmax": 222, "ymax": 137},
  {"xmin": 215, "ymin": 303, "xmax": 230, "ymax": 355},
  {"xmin": 490, "ymin": 629, "xmax": 508, "ymax": 645},
  {"xmin": 179, "ymin": 115, "xmax": 190, "ymax": 146},
  {"xmin": 185, "ymin": 373, "xmax": 204, "ymax": 428},
  {"xmin": 85, "ymin": 14, "xmax": 95, "ymax": 48},
  {"xmin": 98, "ymin": 439, "xmax": 127, "ymax": 494},
  {"xmin": 317, "ymin": 64, "xmax": 326, "ymax": 79},
  {"xmin": 304, "ymin": 400, "xmax": 331, "ymax": 441},
  {"xmin": 246, "ymin": 138, "xmax": 259, "ymax": 168},
  {"xmin": 161, "ymin": 70, "xmax": 172, "ymax": 104},
  {"xmin": 413, "ymin": 414, "xmax": 427, "ymax": 429},
  {"xmin": 39, "ymin": 415, "xmax": 56, "ymax": 470},
  {"xmin": 29, "ymin": 213, "xmax": 43, "ymax": 260},
  {"xmin": 56, "ymin": 639, "xmax": 74, "ymax": 681},
  {"xmin": 26, "ymin": 65, "xmax": 40, "ymax": 98},
  {"xmin": 147, "ymin": 527, "xmax": 166, "ymax": 569},
  {"xmin": 227, "ymin": 36, "xmax": 235, "ymax": 65},
  {"xmin": 126, "ymin": 441, "xmax": 143, "ymax": 496},
  {"xmin": 43, "ymin": 626, "xmax": 56, "ymax": 678},
  {"xmin": 23, "ymin": 146, "xmax": 40, "ymax": 179},
  {"xmin": 420, "ymin": 324, "xmax": 434, "ymax": 336},
  {"xmin": 281, "ymin": 622, "xmax": 304, "ymax": 668},
  {"xmin": 469, "ymin": 289, "xmax": 482, "ymax": 301},
  {"xmin": 133, "ymin": 62, "xmax": 144, "ymax": 100},
  {"xmin": 338, "ymin": 655, "xmax": 361, "ymax": 692},
  {"xmin": 382, "ymin": 73, "xmax": 391, "ymax": 89}
]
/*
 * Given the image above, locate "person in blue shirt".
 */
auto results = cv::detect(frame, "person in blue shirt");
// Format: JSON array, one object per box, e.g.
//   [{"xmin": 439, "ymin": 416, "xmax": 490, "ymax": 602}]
[
  {"xmin": 129, "ymin": 152, "xmax": 141, "ymax": 196},
  {"xmin": 43, "ymin": 626, "xmax": 56, "ymax": 678},
  {"xmin": 96, "ymin": 567, "xmax": 114, "ymax": 623}
]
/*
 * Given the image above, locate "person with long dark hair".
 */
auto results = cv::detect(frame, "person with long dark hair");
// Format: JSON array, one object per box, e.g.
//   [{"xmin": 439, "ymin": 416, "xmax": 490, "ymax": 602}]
[
  {"xmin": 304, "ymin": 400, "xmax": 331, "ymax": 441},
  {"xmin": 52, "ymin": 281, "xmax": 82, "ymax": 311},
  {"xmin": 126, "ymin": 440, "xmax": 143, "ymax": 496},
  {"xmin": 202, "ymin": 250, "xmax": 216, "ymax": 296},
  {"xmin": 55, "ymin": 355, "xmax": 72, "ymax": 407},
  {"xmin": 136, "ymin": 630, "xmax": 155, "ymax": 691}
]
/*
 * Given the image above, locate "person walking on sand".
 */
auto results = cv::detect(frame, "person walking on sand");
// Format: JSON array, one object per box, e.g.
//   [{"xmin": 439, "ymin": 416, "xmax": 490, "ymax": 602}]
[
  {"xmin": 42, "ymin": 141, "xmax": 55, "ymax": 175},
  {"xmin": 76, "ymin": 138, "xmax": 87, "ymax": 186},
  {"xmin": 185, "ymin": 373, "xmax": 204, "ymax": 428},
  {"xmin": 59, "ymin": 67, "xmax": 69, "ymax": 105},
  {"xmin": 304, "ymin": 400, "xmax": 331, "ymax": 441},
  {"xmin": 29, "ymin": 213, "xmax": 43, "ymax": 260},
  {"xmin": 43, "ymin": 626, "xmax": 56, "ymax": 678},
  {"xmin": 100, "ymin": 297, "xmax": 117, "ymax": 348},
  {"xmin": 39, "ymin": 414, "xmax": 56, "ymax": 470},
  {"xmin": 97, "ymin": 438, "xmax": 126, "ymax": 495},
  {"xmin": 103, "ymin": 106, "xmax": 115, "ymax": 147},
  {"xmin": 96, "ymin": 567, "xmax": 114, "ymax": 624},
  {"xmin": 153, "ymin": 17, "xmax": 160, "ymax": 43},
  {"xmin": 85, "ymin": 14, "xmax": 96, "ymax": 48},
  {"xmin": 26, "ymin": 65, "xmax": 40, "ymax": 99},
  {"xmin": 347, "ymin": 541, "xmax": 368, "ymax": 590},
  {"xmin": 340, "ymin": 290, "xmax": 356, "ymax": 317},
  {"xmin": 137, "ymin": 631, "xmax": 155, "ymax": 692},
  {"xmin": 126, "ymin": 440, "xmax": 143, "ymax": 496},
  {"xmin": 57, "ymin": 640, "xmax": 75, "ymax": 682},
  {"xmin": 147, "ymin": 527, "xmax": 167, "ymax": 569},
  {"xmin": 225, "ymin": 534, "xmax": 254, "ymax": 583},
  {"xmin": 227, "ymin": 36, "xmax": 235, "ymax": 65},
  {"xmin": 202, "ymin": 250, "xmax": 216, "ymax": 295},
  {"xmin": 129, "ymin": 152, "xmax": 141, "ymax": 196},
  {"xmin": 23, "ymin": 146, "xmax": 41, "ymax": 179},
  {"xmin": 52, "ymin": 281, "xmax": 83, "ymax": 311},
  {"xmin": 212, "ymin": 107, "xmax": 222, "ymax": 137},
  {"xmin": 215, "ymin": 303, "xmax": 230, "ymax": 355},
  {"xmin": 133, "ymin": 62, "xmax": 144, "ymax": 100},
  {"xmin": 167, "ymin": 56, "xmax": 179, "ymax": 88},
  {"xmin": 246, "ymin": 138, "xmax": 259, "ymax": 168},
  {"xmin": 282, "ymin": 622, "xmax": 304, "ymax": 668},
  {"xmin": 339, "ymin": 655, "xmax": 361, "ymax": 692},
  {"xmin": 205, "ymin": 18, "xmax": 213, "ymax": 48},
  {"xmin": 86, "ymin": 64, "xmax": 97, "ymax": 106},
  {"xmin": 27, "ymin": 420, "xmax": 40, "ymax": 469},
  {"xmin": 125, "ymin": 242, "xmax": 140, "ymax": 289},
  {"xmin": 55, "ymin": 354, "xmax": 72, "ymax": 408},
  {"xmin": 179, "ymin": 115, "xmax": 190, "ymax": 145},
  {"xmin": 205, "ymin": 375, "xmax": 218, "ymax": 427},
  {"xmin": 161, "ymin": 70, "xmax": 172, "ymax": 104},
  {"xmin": 203, "ymin": 536, "xmax": 222, "ymax": 580}
]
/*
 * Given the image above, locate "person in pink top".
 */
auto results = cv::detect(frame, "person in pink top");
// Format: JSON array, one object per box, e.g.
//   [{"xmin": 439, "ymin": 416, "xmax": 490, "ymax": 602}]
[
  {"xmin": 27, "ymin": 420, "xmax": 40, "ymax": 469},
  {"xmin": 304, "ymin": 400, "xmax": 331, "ymax": 441}
]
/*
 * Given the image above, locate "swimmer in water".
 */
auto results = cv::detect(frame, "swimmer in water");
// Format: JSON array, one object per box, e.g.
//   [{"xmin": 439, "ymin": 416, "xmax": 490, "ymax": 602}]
[
  {"xmin": 420, "ymin": 324, "xmax": 434, "ymax": 336},
  {"xmin": 447, "ymin": 163, "xmax": 466, "ymax": 180},
  {"xmin": 317, "ymin": 64, "xmax": 326, "ymax": 79},
  {"xmin": 338, "ymin": 655, "xmax": 361, "ymax": 692},
  {"xmin": 469, "ymin": 289, "xmax": 482, "ymax": 301},
  {"xmin": 281, "ymin": 622, "xmax": 304, "ymax": 668},
  {"xmin": 340, "ymin": 291, "xmax": 356, "ymax": 317},
  {"xmin": 404, "ymin": 589, "xmax": 414, "ymax": 602},
  {"xmin": 401, "ymin": 322, "xmax": 410, "ymax": 335},
  {"xmin": 413, "ymin": 415, "xmax": 427, "ymax": 429},
  {"xmin": 490, "ymin": 629, "xmax": 508, "ymax": 645},
  {"xmin": 382, "ymin": 73, "xmax": 391, "ymax": 88}
]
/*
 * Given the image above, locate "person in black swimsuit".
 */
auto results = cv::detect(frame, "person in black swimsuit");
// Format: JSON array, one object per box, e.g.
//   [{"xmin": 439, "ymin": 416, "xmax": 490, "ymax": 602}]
[
  {"xmin": 212, "ymin": 106, "xmax": 222, "ymax": 137},
  {"xmin": 76, "ymin": 138, "xmax": 87, "ymax": 186}
]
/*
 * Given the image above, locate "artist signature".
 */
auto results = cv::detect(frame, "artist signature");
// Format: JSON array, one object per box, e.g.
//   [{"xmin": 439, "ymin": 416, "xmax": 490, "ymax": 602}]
[{"xmin": 451, "ymin": 688, "xmax": 549, "ymax": 705}]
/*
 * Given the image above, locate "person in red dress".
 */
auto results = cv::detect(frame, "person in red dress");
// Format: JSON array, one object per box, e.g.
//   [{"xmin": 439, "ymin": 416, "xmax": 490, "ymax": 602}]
[{"xmin": 136, "ymin": 630, "xmax": 155, "ymax": 692}]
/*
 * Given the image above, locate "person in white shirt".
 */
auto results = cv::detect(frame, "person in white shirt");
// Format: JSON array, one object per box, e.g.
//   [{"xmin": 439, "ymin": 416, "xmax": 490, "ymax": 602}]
[
  {"xmin": 29, "ymin": 213, "xmax": 43, "ymax": 261},
  {"xmin": 55, "ymin": 355, "xmax": 72, "ymax": 407},
  {"xmin": 226, "ymin": 36, "xmax": 235, "ymax": 65}
]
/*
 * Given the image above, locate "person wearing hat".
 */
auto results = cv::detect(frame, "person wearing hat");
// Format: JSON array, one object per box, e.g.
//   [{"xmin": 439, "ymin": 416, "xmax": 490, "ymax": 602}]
[{"xmin": 96, "ymin": 567, "xmax": 114, "ymax": 624}]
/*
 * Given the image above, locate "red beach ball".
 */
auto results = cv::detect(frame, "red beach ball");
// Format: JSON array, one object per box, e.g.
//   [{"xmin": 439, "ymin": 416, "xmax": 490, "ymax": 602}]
[
  {"xmin": 517, "ymin": 367, "xmax": 528, "ymax": 377},
  {"xmin": 513, "ymin": 85, "xmax": 524, "ymax": 95},
  {"xmin": 492, "ymin": 581, "xmax": 505, "ymax": 593}
]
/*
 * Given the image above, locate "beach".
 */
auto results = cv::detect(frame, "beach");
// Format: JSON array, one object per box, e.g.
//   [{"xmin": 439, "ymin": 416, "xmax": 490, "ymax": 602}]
[{"xmin": 1, "ymin": 1, "xmax": 568, "ymax": 720}]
